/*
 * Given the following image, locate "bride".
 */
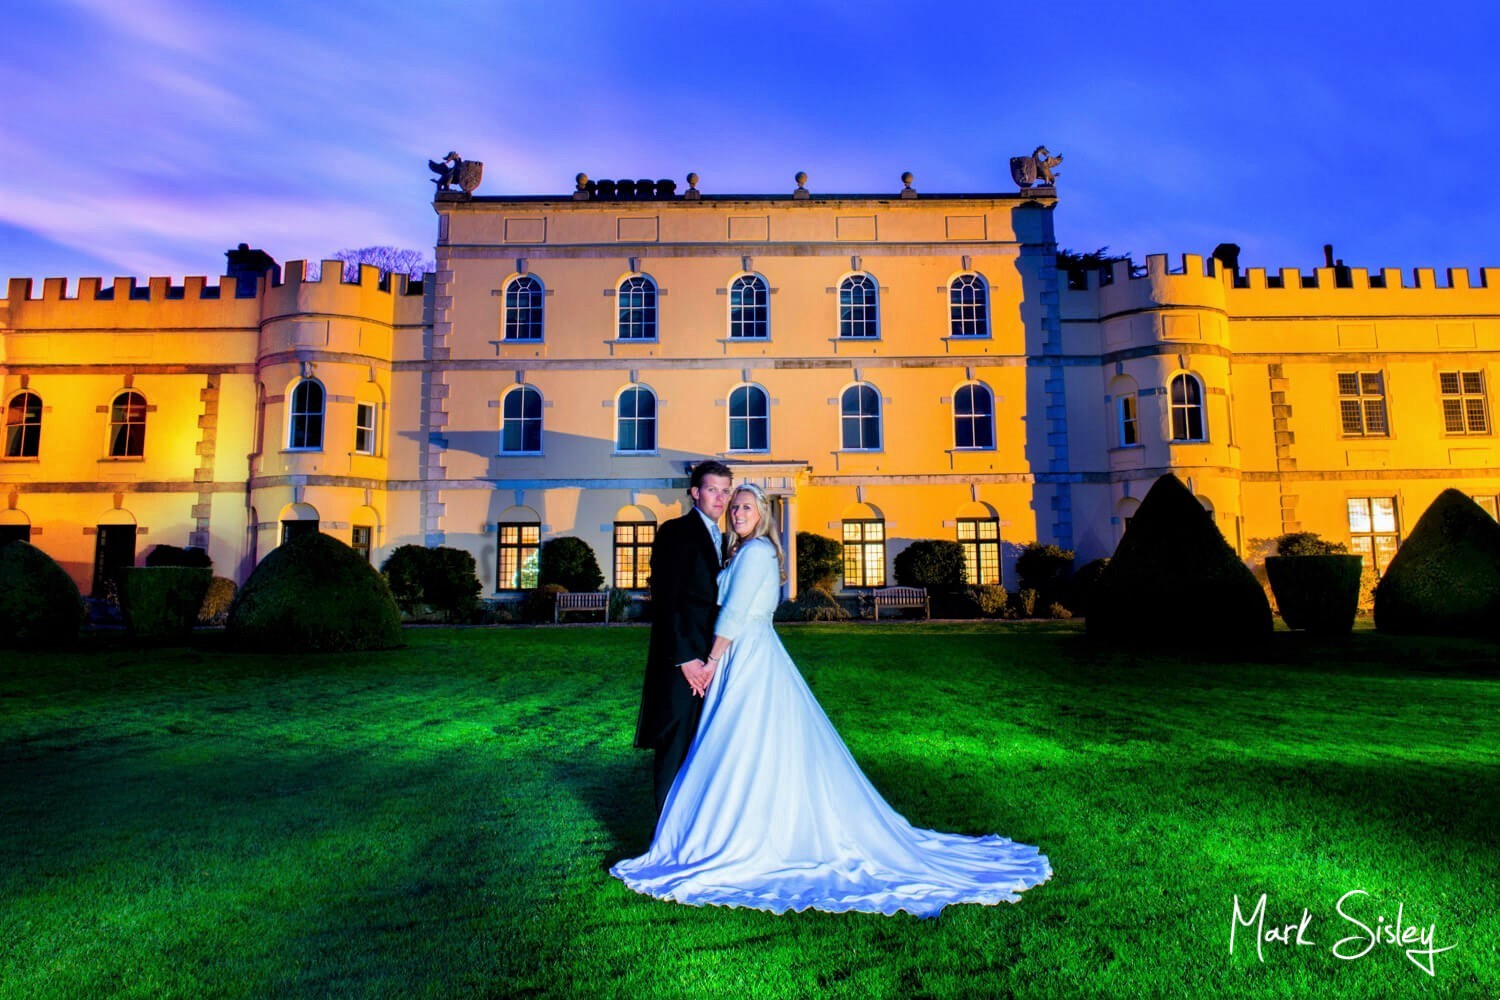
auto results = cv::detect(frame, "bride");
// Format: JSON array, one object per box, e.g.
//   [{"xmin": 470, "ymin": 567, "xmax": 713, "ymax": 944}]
[{"xmin": 611, "ymin": 484, "xmax": 1052, "ymax": 917}]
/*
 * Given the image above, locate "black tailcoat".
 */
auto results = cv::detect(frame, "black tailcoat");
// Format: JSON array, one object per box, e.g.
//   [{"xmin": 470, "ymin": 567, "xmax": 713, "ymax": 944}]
[{"xmin": 633, "ymin": 511, "xmax": 721, "ymax": 749}]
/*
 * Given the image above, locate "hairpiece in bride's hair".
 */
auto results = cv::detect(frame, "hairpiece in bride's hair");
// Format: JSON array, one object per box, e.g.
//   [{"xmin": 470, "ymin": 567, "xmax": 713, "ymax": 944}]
[{"xmin": 734, "ymin": 482, "xmax": 766, "ymax": 499}]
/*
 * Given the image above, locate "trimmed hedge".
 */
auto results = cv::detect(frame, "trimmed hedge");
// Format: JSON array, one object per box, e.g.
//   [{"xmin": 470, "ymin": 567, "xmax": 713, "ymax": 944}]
[
  {"xmin": 0, "ymin": 541, "xmax": 84, "ymax": 648},
  {"xmin": 537, "ymin": 537, "xmax": 604, "ymax": 593},
  {"xmin": 774, "ymin": 586, "xmax": 850, "ymax": 622},
  {"xmin": 1374, "ymin": 489, "xmax": 1500, "ymax": 637},
  {"xmin": 145, "ymin": 544, "xmax": 213, "ymax": 569},
  {"xmin": 1265, "ymin": 555, "xmax": 1363, "ymax": 634},
  {"xmin": 1087, "ymin": 473, "xmax": 1272, "ymax": 642},
  {"xmin": 120, "ymin": 566, "xmax": 212, "ymax": 641},
  {"xmin": 228, "ymin": 533, "xmax": 402, "ymax": 652},
  {"xmin": 523, "ymin": 584, "xmax": 567, "ymax": 624}
]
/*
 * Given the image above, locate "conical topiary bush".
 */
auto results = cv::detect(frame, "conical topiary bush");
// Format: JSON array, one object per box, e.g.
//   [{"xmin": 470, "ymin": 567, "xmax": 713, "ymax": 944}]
[
  {"xmin": 227, "ymin": 532, "xmax": 402, "ymax": 651},
  {"xmin": 1087, "ymin": 473, "xmax": 1272, "ymax": 642},
  {"xmin": 1374, "ymin": 489, "xmax": 1500, "ymax": 637}
]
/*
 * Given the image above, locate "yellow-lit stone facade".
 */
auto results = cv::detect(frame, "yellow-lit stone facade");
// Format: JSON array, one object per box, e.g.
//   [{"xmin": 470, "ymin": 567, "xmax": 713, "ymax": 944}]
[{"xmin": 2, "ymin": 183, "xmax": 1496, "ymax": 601}]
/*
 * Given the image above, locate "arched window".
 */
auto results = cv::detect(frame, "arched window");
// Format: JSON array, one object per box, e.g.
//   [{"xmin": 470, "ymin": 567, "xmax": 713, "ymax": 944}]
[
  {"xmin": 504, "ymin": 274, "xmax": 544, "ymax": 341},
  {"xmin": 614, "ymin": 509, "xmax": 657, "ymax": 589},
  {"xmin": 953, "ymin": 383, "xmax": 995, "ymax": 449},
  {"xmin": 4, "ymin": 391, "xmax": 42, "ymax": 458},
  {"xmin": 841, "ymin": 512, "xmax": 886, "ymax": 588},
  {"xmin": 500, "ymin": 385, "xmax": 542, "ymax": 454},
  {"xmin": 728, "ymin": 274, "xmax": 769, "ymax": 339},
  {"xmin": 616, "ymin": 386, "xmax": 657, "ymax": 452},
  {"xmin": 287, "ymin": 379, "xmax": 325, "ymax": 450},
  {"xmin": 949, "ymin": 273, "xmax": 989, "ymax": 338},
  {"xmin": 1169, "ymin": 373, "xmax": 1207, "ymax": 442},
  {"xmin": 728, "ymin": 384, "xmax": 769, "ymax": 452},
  {"xmin": 617, "ymin": 275, "xmax": 658, "ymax": 341},
  {"xmin": 838, "ymin": 274, "xmax": 879, "ymax": 339},
  {"xmin": 497, "ymin": 505, "xmax": 542, "ymax": 590},
  {"xmin": 108, "ymin": 390, "xmax": 147, "ymax": 457},
  {"xmin": 840, "ymin": 383, "xmax": 882, "ymax": 450}
]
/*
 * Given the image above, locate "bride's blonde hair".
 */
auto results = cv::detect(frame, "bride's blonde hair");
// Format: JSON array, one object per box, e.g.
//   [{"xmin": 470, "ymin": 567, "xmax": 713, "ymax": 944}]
[{"xmin": 727, "ymin": 484, "xmax": 787, "ymax": 581}]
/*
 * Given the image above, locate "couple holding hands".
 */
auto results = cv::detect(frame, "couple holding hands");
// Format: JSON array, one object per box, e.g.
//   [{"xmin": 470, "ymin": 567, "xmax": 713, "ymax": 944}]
[{"xmin": 611, "ymin": 461, "xmax": 1051, "ymax": 917}]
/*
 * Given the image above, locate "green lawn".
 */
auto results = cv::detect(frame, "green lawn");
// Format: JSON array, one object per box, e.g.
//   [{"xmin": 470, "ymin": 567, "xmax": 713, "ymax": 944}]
[{"xmin": 1, "ymin": 623, "xmax": 1496, "ymax": 998}]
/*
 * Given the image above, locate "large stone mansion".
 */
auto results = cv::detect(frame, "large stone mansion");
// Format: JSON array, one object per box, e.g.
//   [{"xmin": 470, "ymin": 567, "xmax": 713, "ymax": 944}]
[{"xmin": 2, "ymin": 166, "xmax": 1496, "ymax": 599}]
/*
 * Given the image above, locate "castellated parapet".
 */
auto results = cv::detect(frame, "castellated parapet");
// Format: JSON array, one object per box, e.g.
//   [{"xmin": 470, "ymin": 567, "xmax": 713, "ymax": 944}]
[{"xmin": 1, "ymin": 262, "xmax": 428, "ymax": 368}]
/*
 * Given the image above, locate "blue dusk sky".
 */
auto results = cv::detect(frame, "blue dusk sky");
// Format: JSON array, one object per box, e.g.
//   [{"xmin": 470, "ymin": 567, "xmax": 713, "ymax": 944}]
[{"xmin": 1, "ymin": 0, "xmax": 1496, "ymax": 283}]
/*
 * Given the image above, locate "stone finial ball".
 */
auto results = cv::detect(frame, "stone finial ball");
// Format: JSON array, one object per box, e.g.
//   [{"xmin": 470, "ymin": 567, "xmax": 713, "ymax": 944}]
[
  {"xmin": 795, "ymin": 171, "xmax": 808, "ymax": 187},
  {"xmin": 687, "ymin": 172, "xmax": 699, "ymax": 188},
  {"xmin": 901, "ymin": 171, "xmax": 914, "ymax": 186},
  {"xmin": 576, "ymin": 172, "xmax": 589, "ymax": 188}
]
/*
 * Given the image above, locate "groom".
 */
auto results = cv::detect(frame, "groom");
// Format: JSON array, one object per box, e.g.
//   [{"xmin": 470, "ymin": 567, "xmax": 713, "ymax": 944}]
[{"xmin": 633, "ymin": 460, "xmax": 733, "ymax": 815}]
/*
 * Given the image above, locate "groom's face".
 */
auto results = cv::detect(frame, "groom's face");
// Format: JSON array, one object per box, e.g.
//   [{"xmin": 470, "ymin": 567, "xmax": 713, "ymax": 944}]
[{"xmin": 691, "ymin": 474, "xmax": 733, "ymax": 522}]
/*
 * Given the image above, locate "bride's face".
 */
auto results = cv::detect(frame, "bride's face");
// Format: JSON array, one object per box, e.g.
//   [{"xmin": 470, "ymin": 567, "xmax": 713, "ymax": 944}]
[{"xmin": 728, "ymin": 492, "xmax": 760, "ymax": 538}]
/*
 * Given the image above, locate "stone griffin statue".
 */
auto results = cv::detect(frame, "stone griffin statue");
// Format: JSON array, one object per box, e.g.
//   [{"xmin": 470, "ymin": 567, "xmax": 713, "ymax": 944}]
[
  {"xmin": 429, "ymin": 151, "xmax": 484, "ymax": 195},
  {"xmin": 1010, "ymin": 146, "xmax": 1063, "ymax": 189}
]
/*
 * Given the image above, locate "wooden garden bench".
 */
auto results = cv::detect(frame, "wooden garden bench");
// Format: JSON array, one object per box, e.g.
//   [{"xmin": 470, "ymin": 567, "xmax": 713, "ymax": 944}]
[
  {"xmin": 872, "ymin": 586, "xmax": 929, "ymax": 620},
  {"xmin": 555, "ymin": 590, "xmax": 609, "ymax": 623}
]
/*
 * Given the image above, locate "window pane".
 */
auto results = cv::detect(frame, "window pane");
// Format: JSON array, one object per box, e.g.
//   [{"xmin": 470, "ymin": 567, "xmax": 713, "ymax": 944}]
[
  {"xmin": 1442, "ymin": 399, "xmax": 1466, "ymax": 433},
  {"xmin": 1359, "ymin": 372, "xmax": 1383, "ymax": 394},
  {"xmin": 1346, "ymin": 499, "xmax": 1372, "ymax": 533},
  {"xmin": 1461, "ymin": 371, "xmax": 1485, "ymax": 394},
  {"xmin": 1371, "ymin": 498, "xmax": 1397, "ymax": 533},
  {"xmin": 1439, "ymin": 371, "xmax": 1461, "ymax": 394},
  {"xmin": 1337, "ymin": 373, "xmax": 1359, "ymax": 395},
  {"xmin": 1466, "ymin": 398, "xmax": 1488, "ymax": 432},
  {"xmin": 1340, "ymin": 399, "xmax": 1364, "ymax": 434}
]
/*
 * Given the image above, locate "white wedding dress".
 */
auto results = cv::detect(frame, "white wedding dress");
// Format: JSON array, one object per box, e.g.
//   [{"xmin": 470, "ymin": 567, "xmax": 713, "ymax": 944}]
[{"xmin": 611, "ymin": 537, "xmax": 1052, "ymax": 917}]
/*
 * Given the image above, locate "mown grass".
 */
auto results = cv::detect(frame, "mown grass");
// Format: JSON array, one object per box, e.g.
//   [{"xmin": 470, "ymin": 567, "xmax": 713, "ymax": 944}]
[{"xmin": 1, "ymin": 622, "xmax": 1496, "ymax": 998}]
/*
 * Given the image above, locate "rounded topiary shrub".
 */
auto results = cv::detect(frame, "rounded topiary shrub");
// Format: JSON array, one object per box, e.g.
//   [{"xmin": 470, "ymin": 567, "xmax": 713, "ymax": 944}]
[
  {"xmin": 1374, "ymin": 489, "xmax": 1500, "ymax": 637},
  {"xmin": 523, "ymin": 584, "xmax": 568, "ymax": 624},
  {"xmin": 795, "ymin": 532, "xmax": 843, "ymax": 592},
  {"xmin": 380, "ymin": 544, "xmax": 429, "ymax": 611},
  {"xmin": 894, "ymin": 539, "xmax": 967, "ymax": 589},
  {"xmin": 1265, "ymin": 555, "xmax": 1363, "ymax": 634},
  {"xmin": 0, "ymin": 541, "xmax": 84, "ymax": 648},
  {"xmin": 228, "ymin": 533, "xmax": 402, "ymax": 651},
  {"xmin": 120, "ymin": 566, "xmax": 212, "ymax": 641},
  {"xmin": 537, "ymin": 537, "xmax": 604, "ymax": 593},
  {"xmin": 1087, "ymin": 473, "xmax": 1272, "ymax": 642},
  {"xmin": 1015, "ymin": 543, "xmax": 1075, "ymax": 609}
]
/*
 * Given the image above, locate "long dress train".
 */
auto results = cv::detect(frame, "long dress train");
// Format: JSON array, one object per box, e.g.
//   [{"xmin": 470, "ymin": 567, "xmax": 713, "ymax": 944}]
[{"xmin": 611, "ymin": 537, "xmax": 1052, "ymax": 917}]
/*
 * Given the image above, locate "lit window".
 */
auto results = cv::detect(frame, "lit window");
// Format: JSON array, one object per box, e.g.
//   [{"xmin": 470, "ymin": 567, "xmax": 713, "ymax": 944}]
[
  {"xmin": 1347, "ymin": 497, "xmax": 1399, "ymax": 574},
  {"xmin": 728, "ymin": 384, "xmax": 769, "ymax": 452},
  {"xmin": 351, "ymin": 525, "xmax": 373, "ymax": 563},
  {"xmin": 840, "ymin": 384, "xmax": 882, "ymax": 450},
  {"xmin": 1439, "ymin": 371, "xmax": 1489, "ymax": 434},
  {"xmin": 729, "ymin": 275, "xmax": 769, "ymax": 339},
  {"xmin": 1169, "ymin": 373, "xmax": 1206, "ymax": 442},
  {"xmin": 618, "ymin": 275, "xmax": 658, "ymax": 340},
  {"xmin": 505, "ymin": 274, "xmax": 544, "ymax": 341},
  {"xmin": 109, "ymin": 390, "xmax": 148, "ymax": 457},
  {"xmin": 4, "ymin": 391, "xmax": 42, "ymax": 458},
  {"xmin": 501, "ymin": 385, "xmax": 543, "ymax": 454},
  {"xmin": 957, "ymin": 518, "xmax": 1001, "ymax": 585},
  {"xmin": 497, "ymin": 522, "xmax": 541, "ymax": 590},
  {"xmin": 954, "ymin": 383, "xmax": 995, "ymax": 449},
  {"xmin": 616, "ymin": 386, "xmax": 657, "ymax": 452},
  {"xmin": 949, "ymin": 273, "xmax": 989, "ymax": 337},
  {"xmin": 1337, "ymin": 372, "xmax": 1389, "ymax": 437},
  {"xmin": 354, "ymin": 402, "xmax": 377, "ymax": 455},
  {"xmin": 287, "ymin": 380, "xmax": 325, "ymax": 450},
  {"xmin": 281, "ymin": 519, "xmax": 319, "ymax": 545},
  {"xmin": 838, "ymin": 274, "xmax": 879, "ymax": 339},
  {"xmin": 615, "ymin": 521, "xmax": 655, "ymax": 589},
  {"xmin": 1117, "ymin": 394, "xmax": 1139, "ymax": 446},
  {"xmin": 842, "ymin": 519, "xmax": 886, "ymax": 587}
]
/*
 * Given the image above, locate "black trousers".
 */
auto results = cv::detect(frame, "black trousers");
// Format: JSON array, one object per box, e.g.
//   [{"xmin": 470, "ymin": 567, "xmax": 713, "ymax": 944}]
[{"xmin": 651, "ymin": 700, "xmax": 703, "ymax": 815}]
